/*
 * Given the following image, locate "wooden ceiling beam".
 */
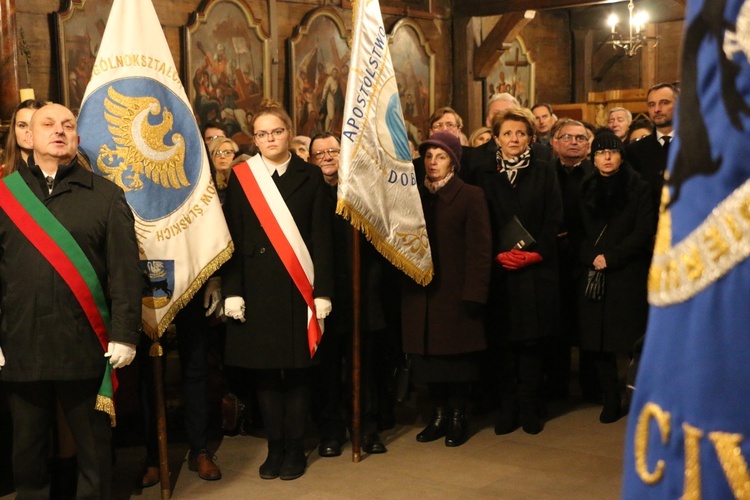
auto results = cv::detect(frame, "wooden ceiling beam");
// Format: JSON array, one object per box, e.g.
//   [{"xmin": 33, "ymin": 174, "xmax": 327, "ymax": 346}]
[
  {"xmin": 454, "ymin": 0, "xmax": 621, "ymax": 18},
  {"xmin": 473, "ymin": 11, "xmax": 536, "ymax": 79}
]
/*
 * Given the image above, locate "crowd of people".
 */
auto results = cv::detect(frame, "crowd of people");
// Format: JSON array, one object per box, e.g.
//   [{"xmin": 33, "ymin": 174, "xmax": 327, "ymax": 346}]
[{"xmin": 0, "ymin": 81, "xmax": 678, "ymax": 496}]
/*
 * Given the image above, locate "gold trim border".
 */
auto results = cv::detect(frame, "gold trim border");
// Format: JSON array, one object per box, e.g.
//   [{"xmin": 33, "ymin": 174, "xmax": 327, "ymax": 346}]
[{"xmin": 648, "ymin": 180, "xmax": 750, "ymax": 306}]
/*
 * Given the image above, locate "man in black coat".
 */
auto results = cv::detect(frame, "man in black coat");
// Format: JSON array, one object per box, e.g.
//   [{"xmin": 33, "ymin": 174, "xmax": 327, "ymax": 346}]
[
  {"xmin": 308, "ymin": 133, "xmax": 392, "ymax": 456},
  {"xmin": 549, "ymin": 121, "xmax": 596, "ymax": 400},
  {"xmin": 0, "ymin": 103, "xmax": 142, "ymax": 498},
  {"xmin": 626, "ymin": 83, "xmax": 680, "ymax": 215}
]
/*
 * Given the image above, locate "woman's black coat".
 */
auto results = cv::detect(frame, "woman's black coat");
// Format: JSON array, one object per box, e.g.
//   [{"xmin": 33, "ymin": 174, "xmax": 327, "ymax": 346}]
[
  {"xmin": 577, "ymin": 162, "xmax": 656, "ymax": 352},
  {"xmin": 481, "ymin": 152, "xmax": 563, "ymax": 343},
  {"xmin": 221, "ymin": 154, "xmax": 334, "ymax": 369}
]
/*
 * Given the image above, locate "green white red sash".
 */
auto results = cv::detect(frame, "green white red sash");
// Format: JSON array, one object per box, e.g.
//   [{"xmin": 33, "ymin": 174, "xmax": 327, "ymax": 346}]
[
  {"xmin": 0, "ymin": 171, "xmax": 118, "ymax": 425},
  {"xmin": 233, "ymin": 157, "xmax": 323, "ymax": 357}
]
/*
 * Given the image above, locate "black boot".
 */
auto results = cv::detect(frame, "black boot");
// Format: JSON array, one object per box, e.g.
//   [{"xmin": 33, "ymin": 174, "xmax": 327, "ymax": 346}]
[
  {"xmin": 520, "ymin": 400, "xmax": 544, "ymax": 435},
  {"xmin": 494, "ymin": 398, "xmax": 519, "ymax": 435},
  {"xmin": 600, "ymin": 391, "xmax": 622, "ymax": 424},
  {"xmin": 445, "ymin": 409, "xmax": 468, "ymax": 447},
  {"xmin": 416, "ymin": 407, "xmax": 449, "ymax": 442},
  {"xmin": 279, "ymin": 439, "xmax": 307, "ymax": 480},
  {"xmin": 258, "ymin": 440, "xmax": 285, "ymax": 480}
]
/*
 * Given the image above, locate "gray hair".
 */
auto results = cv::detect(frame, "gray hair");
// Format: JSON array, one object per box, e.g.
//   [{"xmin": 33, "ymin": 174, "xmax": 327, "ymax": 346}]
[{"xmin": 607, "ymin": 107, "xmax": 632, "ymax": 123}]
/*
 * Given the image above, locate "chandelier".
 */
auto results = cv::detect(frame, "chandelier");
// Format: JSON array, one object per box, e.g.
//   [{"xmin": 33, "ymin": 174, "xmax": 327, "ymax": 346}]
[{"xmin": 606, "ymin": 0, "xmax": 659, "ymax": 57}]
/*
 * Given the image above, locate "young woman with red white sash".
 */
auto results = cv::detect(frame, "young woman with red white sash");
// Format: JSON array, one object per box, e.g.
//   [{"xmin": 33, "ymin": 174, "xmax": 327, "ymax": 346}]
[{"xmin": 221, "ymin": 100, "xmax": 334, "ymax": 480}]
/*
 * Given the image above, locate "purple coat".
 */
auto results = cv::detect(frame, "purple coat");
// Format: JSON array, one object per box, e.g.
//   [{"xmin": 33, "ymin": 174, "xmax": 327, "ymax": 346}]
[{"xmin": 401, "ymin": 176, "xmax": 491, "ymax": 355}]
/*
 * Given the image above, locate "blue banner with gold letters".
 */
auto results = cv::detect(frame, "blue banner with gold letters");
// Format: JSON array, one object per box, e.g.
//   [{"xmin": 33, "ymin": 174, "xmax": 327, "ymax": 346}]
[
  {"xmin": 77, "ymin": 0, "xmax": 233, "ymax": 338},
  {"xmin": 623, "ymin": 0, "xmax": 750, "ymax": 498}
]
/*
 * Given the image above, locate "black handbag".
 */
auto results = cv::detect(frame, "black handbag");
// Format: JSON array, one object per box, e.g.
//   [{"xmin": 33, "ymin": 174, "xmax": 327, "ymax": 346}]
[
  {"xmin": 394, "ymin": 353, "xmax": 412, "ymax": 403},
  {"xmin": 585, "ymin": 269, "xmax": 606, "ymax": 301},
  {"xmin": 585, "ymin": 224, "xmax": 608, "ymax": 302}
]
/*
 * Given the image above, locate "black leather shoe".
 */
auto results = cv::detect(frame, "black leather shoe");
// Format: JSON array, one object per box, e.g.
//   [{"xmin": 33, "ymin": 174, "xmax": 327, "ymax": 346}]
[
  {"xmin": 318, "ymin": 438, "xmax": 343, "ymax": 457},
  {"xmin": 445, "ymin": 409, "xmax": 468, "ymax": 447},
  {"xmin": 362, "ymin": 434, "xmax": 387, "ymax": 454},
  {"xmin": 416, "ymin": 407, "xmax": 449, "ymax": 442}
]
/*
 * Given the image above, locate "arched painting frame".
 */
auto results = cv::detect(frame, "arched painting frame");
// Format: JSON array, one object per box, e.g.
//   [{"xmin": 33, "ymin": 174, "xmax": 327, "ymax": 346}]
[
  {"xmin": 288, "ymin": 7, "xmax": 351, "ymax": 138},
  {"xmin": 183, "ymin": 0, "xmax": 271, "ymax": 145},
  {"xmin": 388, "ymin": 18, "xmax": 435, "ymax": 146},
  {"xmin": 485, "ymin": 36, "xmax": 536, "ymax": 109}
]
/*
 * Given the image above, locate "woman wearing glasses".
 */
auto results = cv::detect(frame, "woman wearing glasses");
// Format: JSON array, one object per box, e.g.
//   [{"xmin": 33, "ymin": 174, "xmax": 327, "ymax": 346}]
[
  {"xmin": 221, "ymin": 100, "xmax": 334, "ymax": 480},
  {"xmin": 208, "ymin": 136, "xmax": 239, "ymax": 194},
  {"xmin": 482, "ymin": 108, "xmax": 562, "ymax": 436},
  {"xmin": 577, "ymin": 132, "xmax": 655, "ymax": 424}
]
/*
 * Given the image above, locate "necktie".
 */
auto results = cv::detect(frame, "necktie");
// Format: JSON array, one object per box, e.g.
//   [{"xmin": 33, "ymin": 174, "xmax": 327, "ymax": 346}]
[
  {"xmin": 271, "ymin": 169, "xmax": 280, "ymax": 180},
  {"xmin": 661, "ymin": 136, "xmax": 672, "ymax": 147},
  {"xmin": 45, "ymin": 176, "xmax": 54, "ymax": 193}
]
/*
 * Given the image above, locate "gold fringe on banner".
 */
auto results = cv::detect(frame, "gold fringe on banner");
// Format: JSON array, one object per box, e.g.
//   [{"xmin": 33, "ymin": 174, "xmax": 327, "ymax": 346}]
[
  {"xmin": 337, "ymin": 198, "xmax": 433, "ymax": 286},
  {"xmin": 142, "ymin": 242, "xmax": 234, "ymax": 341}
]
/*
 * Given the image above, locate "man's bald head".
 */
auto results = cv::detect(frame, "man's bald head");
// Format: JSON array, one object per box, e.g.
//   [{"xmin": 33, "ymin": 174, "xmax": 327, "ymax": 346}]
[{"xmin": 27, "ymin": 103, "xmax": 79, "ymax": 170}]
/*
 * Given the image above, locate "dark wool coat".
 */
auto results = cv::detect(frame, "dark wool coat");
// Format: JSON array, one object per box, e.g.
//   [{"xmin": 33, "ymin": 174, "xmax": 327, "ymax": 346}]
[
  {"xmin": 0, "ymin": 160, "xmax": 142, "ymax": 382},
  {"xmin": 481, "ymin": 153, "xmax": 563, "ymax": 342},
  {"xmin": 625, "ymin": 133, "xmax": 670, "ymax": 215},
  {"xmin": 577, "ymin": 163, "xmax": 656, "ymax": 352},
  {"xmin": 221, "ymin": 155, "xmax": 334, "ymax": 369},
  {"xmin": 402, "ymin": 176, "xmax": 491, "ymax": 355}
]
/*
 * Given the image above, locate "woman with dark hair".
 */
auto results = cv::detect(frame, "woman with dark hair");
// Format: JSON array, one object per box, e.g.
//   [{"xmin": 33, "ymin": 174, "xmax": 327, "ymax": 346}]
[
  {"xmin": 221, "ymin": 99, "xmax": 334, "ymax": 480},
  {"xmin": 402, "ymin": 131, "xmax": 491, "ymax": 448},
  {"xmin": 482, "ymin": 108, "xmax": 563, "ymax": 435},
  {"xmin": 2, "ymin": 99, "xmax": 47, "ymax": 176},
  {"xmin": 578, "ymin": 131, "xmax": 656, "ymax": 423},
  {"xmin": 626, "ymin": 119, "xmax": 654, "ymax": 144}
]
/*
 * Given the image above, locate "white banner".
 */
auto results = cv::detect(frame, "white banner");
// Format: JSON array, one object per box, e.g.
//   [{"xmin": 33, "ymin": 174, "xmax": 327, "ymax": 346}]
[
  {"xmin": 338, "ymin": 0, "xmax": 433, "ymax": 285},
  {"xmin": 78, "ymin": 0, "xmax": 233, "ymax": 337}
]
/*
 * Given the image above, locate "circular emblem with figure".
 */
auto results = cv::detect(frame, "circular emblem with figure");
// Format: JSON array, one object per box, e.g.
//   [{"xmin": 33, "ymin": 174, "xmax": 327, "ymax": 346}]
[
  {"xmin": 78, "ymin": 77, "xmax": 203, "ymax": 221},
  {"xmin": 375, "ymin": 76, "xmax": 412, "ymax": 162}
]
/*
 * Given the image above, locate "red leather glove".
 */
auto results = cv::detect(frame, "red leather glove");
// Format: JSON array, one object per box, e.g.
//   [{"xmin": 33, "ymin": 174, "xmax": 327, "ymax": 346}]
[{"xmin": 496, "ymin": 248, "xmax": 543, "ymax": 270}]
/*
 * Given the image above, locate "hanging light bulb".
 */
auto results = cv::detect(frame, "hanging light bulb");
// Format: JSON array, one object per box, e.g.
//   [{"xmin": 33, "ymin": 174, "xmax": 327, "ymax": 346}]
[{"xmin": 606, "ymin": 0, "xmax": 659, "ymax": 57}]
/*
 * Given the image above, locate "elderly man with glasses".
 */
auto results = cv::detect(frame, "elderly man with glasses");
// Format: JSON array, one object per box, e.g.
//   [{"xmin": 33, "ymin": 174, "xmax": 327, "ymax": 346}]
[{"xmin": 308, "ymin": 132, "xmax": 397, "ymax": 458}]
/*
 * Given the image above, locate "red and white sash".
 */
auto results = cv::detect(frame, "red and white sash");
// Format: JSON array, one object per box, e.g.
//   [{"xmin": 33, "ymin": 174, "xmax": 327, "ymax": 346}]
[{"xmin": 233, "ymin": 156, "xmax": 323, "ymax": 357}]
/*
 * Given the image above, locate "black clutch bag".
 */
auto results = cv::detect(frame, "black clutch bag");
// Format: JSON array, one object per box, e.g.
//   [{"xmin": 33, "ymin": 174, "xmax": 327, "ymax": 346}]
[{"xmin": 499, "ymin": 216, "xmax": 536, "ymax": 251}]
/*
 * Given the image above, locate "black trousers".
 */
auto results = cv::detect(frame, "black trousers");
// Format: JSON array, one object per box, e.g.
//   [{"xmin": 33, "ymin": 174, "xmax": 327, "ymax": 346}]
[
  {"xmin": 140, "ymin": 293, "xmax": 212, "ymax": 462},
  {"xmin": 5, "ymin": 378, "xmax": 111, "ymax": 500}
]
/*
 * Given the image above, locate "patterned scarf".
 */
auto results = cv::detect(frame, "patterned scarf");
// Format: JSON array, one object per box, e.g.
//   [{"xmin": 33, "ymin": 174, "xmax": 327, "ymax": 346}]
[
  {"xmin": 424, "ymin": 171, "xmax": 454, "ymax": 194},
  {"xmin": 496, "ymin": 147, "xmax": 531, "ymax": 186}
]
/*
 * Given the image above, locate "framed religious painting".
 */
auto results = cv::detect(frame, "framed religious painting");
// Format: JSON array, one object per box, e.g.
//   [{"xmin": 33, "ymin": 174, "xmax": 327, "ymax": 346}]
[
  {"xmin": 484, "ymin": 36, "xmax": 536, "ymax": 109},
  {"xmin": 288, "ymin": 8, "xmax": 351, "ymax": 138},
  {"xmin": 53, "ymin": 0, "xmax": 115, "ymax": 112},
  {"xmin": 183, "ymin": 0, "xmax": 271, "ymax": 146},
  {"xmin": 388, "ymin": 18, "xmax": 434, "ymax": 145}
]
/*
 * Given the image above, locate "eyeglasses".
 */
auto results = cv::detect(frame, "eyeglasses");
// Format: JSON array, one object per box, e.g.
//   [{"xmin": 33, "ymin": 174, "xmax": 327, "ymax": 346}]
[
  {"xmin": 213, "ymin": 149, "xmax": 235, "ymax": 157},
  {"xmin": 205, "ymin": 135, "xmax": 224, "ymax": 142},
  {"xmin": 254, "ymin": 128, "xmax": 286, "ymax": 141},
  {"xmin": 594, "ymin": 149, "xmax": 621, "ymax": 157},
  {"xmin": 431, "ymin": 122, "xmax": 458, "ymax": 131},
  {"xmin": 313, "ymin": 148, "xmax": 340, "ymax": 160},
  {"xmin": 557, "ymin": 133, "xmax": 588, "ymax": 143}
]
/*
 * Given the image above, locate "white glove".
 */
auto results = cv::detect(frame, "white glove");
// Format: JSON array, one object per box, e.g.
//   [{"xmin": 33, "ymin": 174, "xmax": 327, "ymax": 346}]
[
  {"xmin": 204, "ymin": 277, "xmax": 223, "ymax": 317},
  {"xmin": 0, "ymin": 346, "xmax": 5, "ymax": 370},
  {"xmin": 105, "ymin": 341, "xmax": 136, "ymax": 369},
  {"xmin": 225, "ymin": 296, "xmax": 246, "ymax": 323},
  {"xmin": 314, "ymin": 297, "xmax": 332, "ymax": 320}
]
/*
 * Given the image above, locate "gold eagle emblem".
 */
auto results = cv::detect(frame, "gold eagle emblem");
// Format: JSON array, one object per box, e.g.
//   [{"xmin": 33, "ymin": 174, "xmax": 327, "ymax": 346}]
[{"xmin": 98, "ymin": 86, "xmax": 189, "ymax": 192}]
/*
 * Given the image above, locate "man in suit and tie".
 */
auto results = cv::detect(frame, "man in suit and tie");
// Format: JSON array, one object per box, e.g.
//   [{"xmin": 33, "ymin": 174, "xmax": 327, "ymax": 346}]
[{"xmin": 626, "ymin": 83, "xmax": 679, "ymax": 214}]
